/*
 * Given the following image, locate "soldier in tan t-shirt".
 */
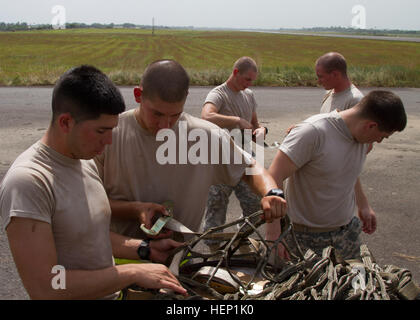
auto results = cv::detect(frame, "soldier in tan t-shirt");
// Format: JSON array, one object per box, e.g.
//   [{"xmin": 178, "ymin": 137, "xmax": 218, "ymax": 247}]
[
  {"xmin": 0, "ymin": 66, "xmax": 187, "ymax": 299},
  {"xmin": 201, "ymin": 57, "xmax": 267, "ymax": 238},
  {"xmin": 268, "ymin": 90, "xmax": 407, "ymax": 260},
  {"xmin": 316, "ymin": 52, "xmax": 364, "ymax": 113},
  {"xmin": 316, "ymin": 52, "xmax": 375, "ymax": 237},
  {"xmin": 95, "ymin": 59, "xmax": 287, "ymax": 241}
]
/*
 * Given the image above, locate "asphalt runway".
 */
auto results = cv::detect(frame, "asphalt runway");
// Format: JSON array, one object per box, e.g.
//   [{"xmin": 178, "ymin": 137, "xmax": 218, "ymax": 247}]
[
  {"xmin": 248, "ymin": 30, "xmax": 420, "ymax": 43},
  {"xmin": 0, "ymin": 86, "xmax": 419, "ymax": 299}
]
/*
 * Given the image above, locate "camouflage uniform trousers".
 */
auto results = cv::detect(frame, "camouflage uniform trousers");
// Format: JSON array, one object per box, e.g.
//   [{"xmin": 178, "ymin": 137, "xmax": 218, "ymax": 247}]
[
  {"xmin": 203, "ymin": 180, "xmax": 261, "ymax": 234},
  {"xmin": 284, "ymin": 216, "xmax": 363, "ymax": 261}
]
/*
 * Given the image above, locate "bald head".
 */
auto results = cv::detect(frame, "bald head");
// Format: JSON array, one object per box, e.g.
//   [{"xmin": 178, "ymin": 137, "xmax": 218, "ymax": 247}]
[
  {"xmin": 316, "ymin": 52, "xmax": 348, "ymax": 76},
  {"xmin": 233, "ymin": 56, "xmax": 258, "ymax": 74},
  {"xmin": 140, "ymin": 59, "xmax": 189, "ymax": 103}
]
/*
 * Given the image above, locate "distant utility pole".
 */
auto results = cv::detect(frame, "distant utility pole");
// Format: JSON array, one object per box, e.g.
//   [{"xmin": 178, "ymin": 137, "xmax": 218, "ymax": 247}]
[{"xmin": 152, "ymin": 17, "xmax": 155, "ymax": 36}]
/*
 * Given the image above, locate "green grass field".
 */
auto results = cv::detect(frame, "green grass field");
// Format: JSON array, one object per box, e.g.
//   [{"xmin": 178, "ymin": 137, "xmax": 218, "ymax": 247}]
[{"xmin": 0, "ymin": 28, "xmax": 419, "ymax": 87}]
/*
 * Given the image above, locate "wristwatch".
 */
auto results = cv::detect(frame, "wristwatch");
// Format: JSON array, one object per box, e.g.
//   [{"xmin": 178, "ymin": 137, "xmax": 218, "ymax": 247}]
[
  {"xmin": 265, "ymin": 188, "xmax": 285, "ymax": 199},
  {"xmin": 137, "ymin": 239, "xmax": 151, "ymax": 261}
]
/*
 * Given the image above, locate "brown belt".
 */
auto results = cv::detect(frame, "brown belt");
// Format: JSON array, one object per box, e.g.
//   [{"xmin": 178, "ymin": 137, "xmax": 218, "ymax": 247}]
[{"xmin": 292, "ymin": 222, "xmax": 344, "ymax": 233}]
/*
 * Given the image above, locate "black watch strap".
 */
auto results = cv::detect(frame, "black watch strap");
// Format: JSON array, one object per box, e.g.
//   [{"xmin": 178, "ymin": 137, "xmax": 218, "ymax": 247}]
[
  {"xmin": 265, "ymin": 188, "xmax": 284, "ymax": 199},
  {"xmin": 137, "ymin": 239, "xmax": 151, "ymax": 260}
]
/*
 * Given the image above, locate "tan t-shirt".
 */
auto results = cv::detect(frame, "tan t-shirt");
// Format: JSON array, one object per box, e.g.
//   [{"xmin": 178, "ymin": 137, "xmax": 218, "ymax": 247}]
[
  {"xmin": 0, "ymin": 142, "xmax": 117, "ymax": 299},
  {"xmin": 95, "ymin": 110, "xmax": 253, "ymax": 237},
  {"xmin": 279, "ymin": 111, "xmax": 369, "ymax": 228},
  {"xmin": 205, "ymin": 82, "xmax": 257, "ymax": 124},
  {"xmin": 320, "ymin": 84, "xmax": 364, "ymax": 113}
]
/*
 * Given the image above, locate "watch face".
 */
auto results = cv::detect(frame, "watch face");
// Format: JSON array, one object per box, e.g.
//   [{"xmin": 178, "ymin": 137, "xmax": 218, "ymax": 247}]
[
  {"xmin": 267, "ymin": 188, "xmax": 284, "ymax": 198},
  {"xmin": 138, "ymin": 242, "xmax": 151, "ymax": 260}
]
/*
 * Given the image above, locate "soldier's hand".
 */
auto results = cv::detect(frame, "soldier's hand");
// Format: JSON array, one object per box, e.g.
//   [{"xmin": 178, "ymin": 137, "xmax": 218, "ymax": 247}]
[
  {"xmin": 260, "ymin": 195, "xmax": 287, "ymax": 223},
  {"xmin": 137, "ymin": 203, "xmax": 173, "ymax": 239},
  {"xmin": 149, "ymin": 238, "xmax": 185, "ymax": 264},
  {"xmin": 253, "ymin": 127, "xmax": 266, "ymax": 140},
  {"xmin": 132, "ymin": 263, "xmax": 187, "ymax": 296},
  {"xmin": 237, "ymin": 117, "xmax": 253, "ymax": 130}
]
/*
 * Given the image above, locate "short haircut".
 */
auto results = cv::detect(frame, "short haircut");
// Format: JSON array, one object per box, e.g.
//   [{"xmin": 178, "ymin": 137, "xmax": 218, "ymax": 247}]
[
  {"xmin": 140, "ymin": 59, "xmax": 189, "ymax": 103},
  {"xmin": 357, "ymin": 90, "xmax": 407, "ymax": 132},
  {"xmin": 52, "ymin": 65, "xmax": 125, "ymax": 123},
  {"xmin": 233, "ymin": 56, "xmax": 258, "ymax": 74},
  {"xmin": 316, "ymin": 52, "xmax": 347, "ymax": 76}
]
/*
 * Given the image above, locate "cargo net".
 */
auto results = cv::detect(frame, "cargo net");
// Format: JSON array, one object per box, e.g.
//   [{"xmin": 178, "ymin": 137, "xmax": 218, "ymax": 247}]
[{"xmin": 134, "ymin": 211, "xmax": 420, "ymax": 300}]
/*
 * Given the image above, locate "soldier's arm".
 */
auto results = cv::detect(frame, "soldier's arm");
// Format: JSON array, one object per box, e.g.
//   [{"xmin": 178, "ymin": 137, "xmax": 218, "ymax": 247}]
[
  {"xmin": 266, "ymin": 150, "xmax": 298, "ymax": 240},
  {"xmin": 7, "ymin": 217, "xmax": 186, "ymax": 299},
  {"xmin": 202, "ymin": 102, "xmax": 252, "ymax": 129}
]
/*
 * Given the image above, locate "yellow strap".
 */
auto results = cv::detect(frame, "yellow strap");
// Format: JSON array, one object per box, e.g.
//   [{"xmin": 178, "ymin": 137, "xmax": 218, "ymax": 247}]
[{"xmin": 114, "ymin": 258, "xmax": 149, "ymax": 265}]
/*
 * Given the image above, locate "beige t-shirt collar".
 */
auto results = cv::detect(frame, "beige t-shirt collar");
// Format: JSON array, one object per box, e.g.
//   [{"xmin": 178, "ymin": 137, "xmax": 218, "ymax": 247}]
[{"xmin": 37, "ymin": 141, "xmax": 81, "ymax": 167}]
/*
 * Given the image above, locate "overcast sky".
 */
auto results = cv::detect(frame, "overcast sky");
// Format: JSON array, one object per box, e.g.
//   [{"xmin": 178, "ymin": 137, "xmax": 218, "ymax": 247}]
[{"xmin": 1, "ymin": 0, "xmax": 419, "ymax": 30}]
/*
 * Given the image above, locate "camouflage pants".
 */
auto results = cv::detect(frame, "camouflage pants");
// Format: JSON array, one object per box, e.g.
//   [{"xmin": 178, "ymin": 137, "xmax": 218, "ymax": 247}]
[
  {"xmin": 203, "ymin": 181, "xmax": 261, "ymax": 232},
  {"xmin": 284, "ymin": 216, "xmax": 363, "ymax": 260}
]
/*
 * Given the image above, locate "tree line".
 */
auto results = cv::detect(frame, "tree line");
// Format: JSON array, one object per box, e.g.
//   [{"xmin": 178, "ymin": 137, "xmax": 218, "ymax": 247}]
[{"xmin": 0, "ymin": 22, "xmax": 174, "ymax": 31}]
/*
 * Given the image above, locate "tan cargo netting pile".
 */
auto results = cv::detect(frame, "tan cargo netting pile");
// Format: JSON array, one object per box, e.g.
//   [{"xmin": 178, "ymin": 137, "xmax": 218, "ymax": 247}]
[{"xmin": 129, "ymin": 211, "xmax": 420, "ymax": 300}]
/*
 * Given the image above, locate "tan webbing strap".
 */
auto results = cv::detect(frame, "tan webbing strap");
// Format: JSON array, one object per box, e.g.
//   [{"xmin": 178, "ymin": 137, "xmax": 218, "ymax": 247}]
[{"xmin": 398, "ymin": 280, "xmax": 420, "ymax": 300}]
